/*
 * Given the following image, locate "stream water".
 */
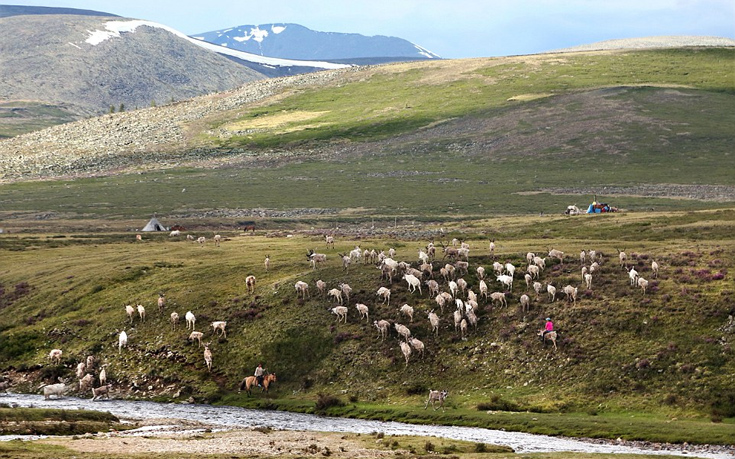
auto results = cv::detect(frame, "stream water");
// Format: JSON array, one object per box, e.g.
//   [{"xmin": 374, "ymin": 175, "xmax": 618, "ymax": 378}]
[{"xmin": 1, "ymin": 393, "xmax": 732, "ymax": 458}]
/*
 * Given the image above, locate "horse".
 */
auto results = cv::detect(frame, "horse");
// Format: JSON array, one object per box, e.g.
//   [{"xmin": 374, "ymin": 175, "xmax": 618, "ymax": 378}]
[
  {"xmin": 239, "ymin": 373, "xmax": 277, "ymax": 395},
  {"xmin": 538, "ymin": 330, "xmax": 557, "ymax": 351}
]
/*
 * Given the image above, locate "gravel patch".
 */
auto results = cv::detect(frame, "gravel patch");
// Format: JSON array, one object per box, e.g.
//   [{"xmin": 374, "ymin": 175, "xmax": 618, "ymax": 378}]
[
  {"xmin": 42, "ymin": 426, "xmax": 402, "ymax": 458},
  {"xmin": 538, "ymin": 185, "xmax": 735, "ymax": 202}
]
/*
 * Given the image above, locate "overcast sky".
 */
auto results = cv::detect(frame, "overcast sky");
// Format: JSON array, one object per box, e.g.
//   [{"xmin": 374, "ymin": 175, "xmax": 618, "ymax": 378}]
[{"xmin": 8, "ymin": 0, "xmax": 735, "ymax": 58}]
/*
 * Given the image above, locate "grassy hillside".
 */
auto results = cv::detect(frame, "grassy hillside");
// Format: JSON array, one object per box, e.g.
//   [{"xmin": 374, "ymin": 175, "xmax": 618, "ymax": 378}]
[
  {"xmin": 0, "ymin": 48, "xmax": 733, "ymax": 220},
  {"xmin": 208, "ymin": 48, "xmax": 734, "ymax": 148},
  {"xmin": 0, "ymin": 210, "xmax": 733, "ymax": 443},
  {"xmin": 0, "ymin": 102, "xmax": 79, "ymax": 139}
]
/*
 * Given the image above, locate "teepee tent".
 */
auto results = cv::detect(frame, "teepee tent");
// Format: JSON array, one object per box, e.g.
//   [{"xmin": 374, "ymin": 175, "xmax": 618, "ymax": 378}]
[{"xmin": 141, "ymin": 215, "xmax": 166, "ymax": 232}]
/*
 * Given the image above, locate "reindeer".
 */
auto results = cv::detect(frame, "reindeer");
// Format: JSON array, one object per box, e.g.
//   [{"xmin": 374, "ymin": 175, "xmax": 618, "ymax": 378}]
[
  {"xmin": 440, "ymin": 242, "xmax": 459, "ymax": 260},
  {"xmin": 307, "ymin": 249, "xmax": 327, "ymax": 270},
  {"xmin": 425, "ymin": 389, "xmax": 448, "ymax": 411}
]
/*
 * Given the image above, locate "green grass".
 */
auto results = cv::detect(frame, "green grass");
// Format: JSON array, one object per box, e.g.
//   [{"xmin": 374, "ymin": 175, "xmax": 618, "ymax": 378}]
[
  {"xmin": 1, "ymin": 50, "xmax": 734, "ymax": 221},
  {"xmin": 0, "ymin": 407, "xmax": 127, "ymax": 435},
  {"xmin": 1, "ymin": 88, "xmax": 733, "ymax": 220},
  {"xmin": 0, "ymin": 101, "xmax": 79, "ymax": 139},
  {"xmin": 0, "ymin": 407, "xmax": 118, "ymax": 423},
  {"xmin": 208, "ymin": 49, "xmax": 734, "ymax": 148}
]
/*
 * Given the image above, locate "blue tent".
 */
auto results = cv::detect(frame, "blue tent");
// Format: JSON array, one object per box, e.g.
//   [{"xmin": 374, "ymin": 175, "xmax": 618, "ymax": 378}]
[{"xmin": 586, "ymin": 202, "xmax": 615, "ymax": 213}]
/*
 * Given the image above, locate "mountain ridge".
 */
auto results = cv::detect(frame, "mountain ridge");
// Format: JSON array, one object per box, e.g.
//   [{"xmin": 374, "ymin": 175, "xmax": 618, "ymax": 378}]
[{"xmin": 193, "ymin": 22, "xmax": 440, "ymax": 61}]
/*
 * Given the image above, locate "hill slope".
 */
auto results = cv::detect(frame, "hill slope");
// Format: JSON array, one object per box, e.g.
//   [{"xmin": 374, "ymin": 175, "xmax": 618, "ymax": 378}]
[
  {"xmin": 0, "ymin": 47, "xmax": 733, "ymax": 221},
  {"xmin": 0, "ymin": 211, "xmax": 733, "ymax": 430},
  {"xmin": 552, "ymin": 35, "xmax": 735, "ymax": 53},
  {"xmin": 0, "ymin": 13, "xmax": 265, "ymax": 137},
  {"xmin": 0, "ymin": 4, "xmax": 118, "ymax": 18}
]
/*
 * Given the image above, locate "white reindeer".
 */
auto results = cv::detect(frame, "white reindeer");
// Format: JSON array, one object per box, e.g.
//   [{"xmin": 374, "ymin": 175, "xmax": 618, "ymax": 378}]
[
  {"xmin": 245, "ymin": 275, "xmax": 256, "ymax": 294},
  {"xmin": 118, "ymin": 331, "xmax": 127, "ymax": 353},
  {"xmin": 186, "ymin": 311, "xmax": 196, "ymax": 330},
  {"xmin": 203, "ymin": 343, "xmax": 213, "ymax": 372},
  {"xmin": 331, "ymin": 306, "xmax": 349, "ymax": 323},
  {"xmin": 48, "ymin": 349, "xmax": 63, "ymax": 365},
  {"xmin": 399, "ymin": 341, "xmax": 412, "ymax": 367},
  {"xmin": 376, "ymin": 286, "xmax": 391, "ymax": 305},
  {"xmin": 328, "ymin": 288, "xmax": 343, "ymax": 304},
  {"xmin": 428, "ymin": 310, "xmax": 440, "ymax": 337},
  {"xmin": 374, "ymin": 319, "xmax": 390, "ymax": 341},
  {"xmin": 399, "ymin": 304, "xmax": 414, "ymax": 322},
  {"xmin": 355, "ymin": 303, "xmax": 369, "ymax": 321},
  {"xmin": 404, "ymin": 274, "xmax": 422, "ymax": 295},
  {"xmin": 295, "ymin": 281, "xmax": 310, "ymax": 299}
]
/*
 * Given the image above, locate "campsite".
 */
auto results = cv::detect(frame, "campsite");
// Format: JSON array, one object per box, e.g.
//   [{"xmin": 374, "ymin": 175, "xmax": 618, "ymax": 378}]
[{"xmin": 140, "ymin": 215, "xmax": 167, "ymax": 232}]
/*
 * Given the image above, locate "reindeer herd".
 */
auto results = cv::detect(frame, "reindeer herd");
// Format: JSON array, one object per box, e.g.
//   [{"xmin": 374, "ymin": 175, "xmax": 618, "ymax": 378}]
[
  {"xmin": 292, "ymin": 235, "xmax": 662, "ymax": 379},
  {"xmin": 26, "ymin": 231, "xmax": 660, "ymax": 407}
]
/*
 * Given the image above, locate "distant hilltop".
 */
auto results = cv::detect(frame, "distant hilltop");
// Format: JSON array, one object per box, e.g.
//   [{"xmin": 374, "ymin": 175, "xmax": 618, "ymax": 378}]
[
  {"xmin": 552, "ymin": 35, "xmax": 735, "ymax": 53},
  {"xmin": 0, "ymin": 4, "xmax": 118, "ymax": 18},
  {"xmin": 193, "ymin": 23, "xmax": 440, "ymax": 63}
]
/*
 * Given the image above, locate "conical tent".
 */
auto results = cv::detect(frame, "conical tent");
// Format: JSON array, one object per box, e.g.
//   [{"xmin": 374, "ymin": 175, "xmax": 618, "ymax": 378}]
[{"xmin": 142, "ymin": 216, "xmax": 166, "ymax": 232}]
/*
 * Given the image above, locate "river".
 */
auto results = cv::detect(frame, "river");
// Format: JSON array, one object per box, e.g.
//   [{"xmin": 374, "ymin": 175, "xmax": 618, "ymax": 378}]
[{"xmin": 1, "ymin": 394, "xmax": 732, "ymax": 458}]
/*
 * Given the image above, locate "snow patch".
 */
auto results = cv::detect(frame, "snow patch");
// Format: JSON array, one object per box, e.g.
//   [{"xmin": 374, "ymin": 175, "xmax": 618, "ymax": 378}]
[
  {"xmin": 232, "ymin": 26, "xmax": 270, "ymax": 43},
  {"xmin": 85, "ymin": 20, "xmax": 351, "ymax": 70},
  {"xmin": 271, "ymin": 25, "xmax": 286, "ymax": 34},
  {"xmin": 249, "ymin": 26, "xmax": 268, "ymax": 43},
  {"xmin": 85, "ymin": 20, "xmax": 186, "ymax": 46},
  {"xmin": 414, "ymin": 44, "xmax": 440, "ymax": 59}
]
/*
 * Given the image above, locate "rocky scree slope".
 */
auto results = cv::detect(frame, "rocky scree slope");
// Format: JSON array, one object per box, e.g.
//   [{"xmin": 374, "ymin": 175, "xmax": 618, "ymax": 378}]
[{"xmin": 0, "ymin": 68, "xmax": 355, "ymax": 181}]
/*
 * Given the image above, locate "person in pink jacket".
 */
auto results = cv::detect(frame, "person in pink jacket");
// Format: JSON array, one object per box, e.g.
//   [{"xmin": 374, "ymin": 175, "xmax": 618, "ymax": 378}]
[{"xmin": 541, "ymin": 317, "xmax": 554, "ymax": 340}]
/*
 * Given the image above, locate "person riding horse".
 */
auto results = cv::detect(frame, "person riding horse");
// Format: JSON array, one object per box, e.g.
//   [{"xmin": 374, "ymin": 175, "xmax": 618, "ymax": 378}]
[{"xmin": 254, "ymin": 363, "xmax": 265, "ymax": 387}]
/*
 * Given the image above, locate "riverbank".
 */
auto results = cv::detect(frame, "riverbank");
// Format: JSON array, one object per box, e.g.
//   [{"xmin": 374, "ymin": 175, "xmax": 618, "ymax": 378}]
[
  {"xmin": 4, "ymin": 418, "xmax": 734, "ymax": 459},
  {"xmin": 223, "ymin": 396, "xmax": 735, "ymax": 447},
  {"xmin": 1, "ymin": 394, "xmax": 734, "ymax": 458}
]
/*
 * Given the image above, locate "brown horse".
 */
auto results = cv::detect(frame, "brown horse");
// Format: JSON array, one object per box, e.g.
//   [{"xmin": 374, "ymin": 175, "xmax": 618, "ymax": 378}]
[
  {"xmin": 538, "ymin": 330, "xmax": 557, "ymax": 351},
  {"xmin": 239, "ymin": 373, "xmax": 277, "ymax": 395}
]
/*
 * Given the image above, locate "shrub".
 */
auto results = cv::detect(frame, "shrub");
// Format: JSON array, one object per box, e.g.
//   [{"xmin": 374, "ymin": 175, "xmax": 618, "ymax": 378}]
[
  {"xmin": 0, "ymin": 331, "xmax": 42, "ymax": 361},
  {"xmin": 315, "ymin": 393, "xmax": 344, "ymax": 412},
  {"xmin": 477, "ymin": 394, "xmax": 521, "ymax": 411},
  {"xmin": 333, "ymin": 332, "xmax": 361, "ymax": 344},
  {"xmin": 405, "ymin": 383, "xmax": 427, "ymax": 396},
  {"xmin": 663, "ymin": 393, "xmax": 678, "ymax": 405}
]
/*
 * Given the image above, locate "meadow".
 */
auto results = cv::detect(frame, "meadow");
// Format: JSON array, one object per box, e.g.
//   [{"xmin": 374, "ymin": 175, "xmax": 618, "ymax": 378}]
[{"xmin": 0, "ymin": 209, "xmax": 733, "ymax": 447}]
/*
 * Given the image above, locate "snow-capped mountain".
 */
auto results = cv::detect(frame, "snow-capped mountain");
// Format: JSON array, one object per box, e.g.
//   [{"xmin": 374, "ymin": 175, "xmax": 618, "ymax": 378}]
[{"xmin": 193, "ymin": 23, "xmax": 440, "ymax": 63}]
